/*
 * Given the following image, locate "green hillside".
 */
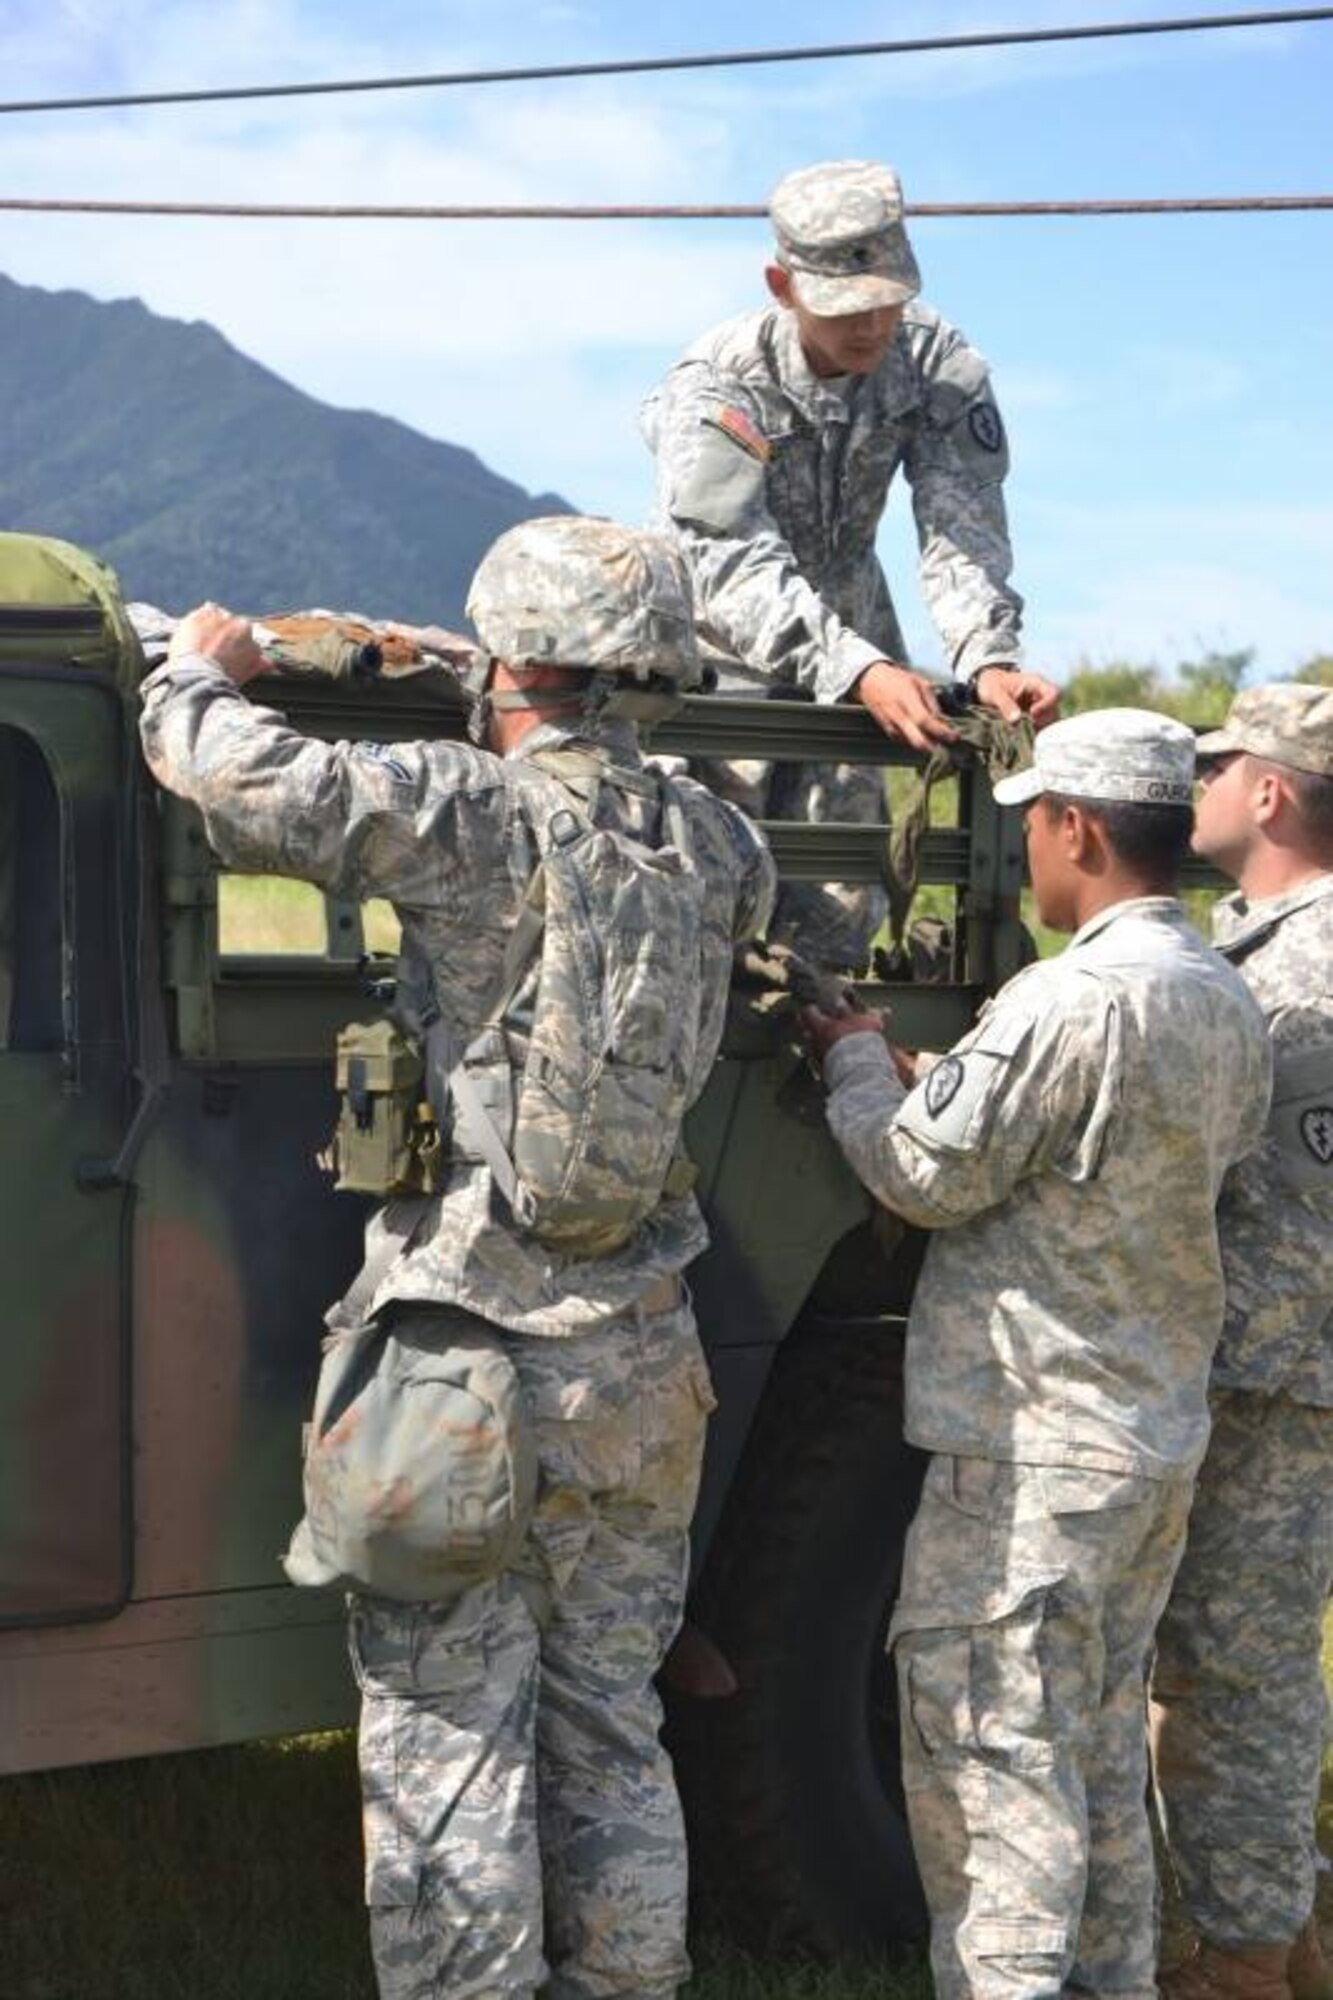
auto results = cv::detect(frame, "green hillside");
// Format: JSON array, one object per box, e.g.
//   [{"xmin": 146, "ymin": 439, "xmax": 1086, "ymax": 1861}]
[{"xmin": 0, "ymin": 272, "xmax": 568, "ymax": 625}]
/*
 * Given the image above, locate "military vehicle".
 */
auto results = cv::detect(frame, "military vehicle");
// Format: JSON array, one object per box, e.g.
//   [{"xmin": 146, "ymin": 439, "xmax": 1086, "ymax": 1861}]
[{"xmin": 0, "ymin": 533, "xmax": 1036, "ymax": 1952}]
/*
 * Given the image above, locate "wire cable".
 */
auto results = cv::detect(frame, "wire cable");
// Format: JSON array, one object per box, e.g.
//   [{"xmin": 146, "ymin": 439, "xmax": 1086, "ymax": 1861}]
[
  {"xmin": 1, "ymin": 7, "xmax": 1330, "ymax": 116},
  {"xmin": 2, "ymin": 195, "xmax": 1330, "ymax": 221}
]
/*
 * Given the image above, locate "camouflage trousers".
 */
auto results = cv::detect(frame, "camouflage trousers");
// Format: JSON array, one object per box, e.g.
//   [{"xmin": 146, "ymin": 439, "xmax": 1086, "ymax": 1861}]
[
  {"xmin": 891, "ymin": 1453, "xmax": 1194, "ymax": 2000},
  {"xmin": 348, "ymin": 1293, "xmax": 714, "ymax": 2000},
  {"xmin": 1151, "ymin": 1389, "xmax": 1333, "ymax": 1946},
  {"xmin": 654, "ymin": 751, "xmax": 887, "ymax": 972}
]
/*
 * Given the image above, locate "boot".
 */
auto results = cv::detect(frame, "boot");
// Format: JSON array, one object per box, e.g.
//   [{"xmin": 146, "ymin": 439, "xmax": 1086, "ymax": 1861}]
[
  {"xmin": 1159, "ymin": 1941, "xmax": 1293, "ymax": 2000},
  {"xmin": 1289, "ymin": 1919, "xmax": 1333, "ymax": 2000}
]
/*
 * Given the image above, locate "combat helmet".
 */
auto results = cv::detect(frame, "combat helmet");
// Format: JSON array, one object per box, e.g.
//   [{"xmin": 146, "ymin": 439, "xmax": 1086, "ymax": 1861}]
[{"xmin": 463, "ymin": 514, "xmax": 703, "ymax": 739}]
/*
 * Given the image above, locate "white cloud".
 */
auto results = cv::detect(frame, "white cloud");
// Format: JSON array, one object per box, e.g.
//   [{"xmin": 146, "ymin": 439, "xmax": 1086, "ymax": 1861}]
[{"xmin": 0, "ymin": 85, "xmax": 759, "ymax": 512}]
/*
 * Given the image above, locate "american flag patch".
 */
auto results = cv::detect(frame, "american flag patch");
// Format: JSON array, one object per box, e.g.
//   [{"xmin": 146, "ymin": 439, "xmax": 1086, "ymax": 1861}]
[{"xmin": 709, "ymin": 404, "xmax": 772, "ymax": 463}]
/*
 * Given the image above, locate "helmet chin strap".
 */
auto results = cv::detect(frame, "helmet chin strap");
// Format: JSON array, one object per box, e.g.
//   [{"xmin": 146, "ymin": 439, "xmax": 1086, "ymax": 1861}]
[
  {"xmin": 465, "ymin": 659, "xmax": 614, "ymax": 746},
  {"xmin": 465, "ymin": 658, "xmax": 697, "ymax": 746}
]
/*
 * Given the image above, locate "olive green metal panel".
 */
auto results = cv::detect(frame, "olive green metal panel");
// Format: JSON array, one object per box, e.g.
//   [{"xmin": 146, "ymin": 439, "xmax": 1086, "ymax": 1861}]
[
  {"xmin": 686, "ymin": 1053, "xmax": 872, "ymax": 1352},
  {"xmin": 0, "ymin": 678, "xmax": 132, "ymax": 1629},
  {"xmin": 0, "ymin": 534, "xmax": 146, "ymax": 696},
  {"xmin": 0, "ymin": 1586, "xmax": 352, "ymax": 1771}
]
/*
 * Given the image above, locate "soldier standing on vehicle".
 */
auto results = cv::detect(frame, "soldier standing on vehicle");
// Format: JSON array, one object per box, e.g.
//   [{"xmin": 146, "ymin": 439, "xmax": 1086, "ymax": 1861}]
[
  {"xmin": 139, "ymin": 517, "xmax": 775, "ymax": 2000},
  {"xmin": 641, "ymin": 157, "xmax": 1060, "ymax": 969},
  {"xmin": 1152, "ymin": 685, "xmax": 1333, "ymax": 2000},
  {"xmin": 800, "ymin": 710, "xmax": 1271, "ymax": 2000}
]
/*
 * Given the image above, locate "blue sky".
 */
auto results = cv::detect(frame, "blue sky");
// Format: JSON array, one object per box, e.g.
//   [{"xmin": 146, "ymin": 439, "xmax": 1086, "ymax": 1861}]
[{"xmin": 1, "ymin": 0, "xmax": 1330, "ymax": 680}]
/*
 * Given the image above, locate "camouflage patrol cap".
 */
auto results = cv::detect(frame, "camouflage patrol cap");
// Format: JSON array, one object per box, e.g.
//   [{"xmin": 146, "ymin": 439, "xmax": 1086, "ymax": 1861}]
[
  {"xmin": 769, "ymin": 160, "xmax": 921, "ymax": 317},
  {"xmin": 1196, "ymin": 683, "xmax": 1333, "ymax": 778},
  {"xmin": 992, "ymin": 708, "xmax": 1197, "ymax": 808},
  {"xmin": 466, "ymin": 515, "xmax": 701, "ymax": 686}
]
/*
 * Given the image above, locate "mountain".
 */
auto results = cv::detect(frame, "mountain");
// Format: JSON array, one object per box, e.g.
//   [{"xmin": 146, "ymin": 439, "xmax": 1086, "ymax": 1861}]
[{"xmin": 0, "ymin": 272, "xmax": 569, "ymax": 624}]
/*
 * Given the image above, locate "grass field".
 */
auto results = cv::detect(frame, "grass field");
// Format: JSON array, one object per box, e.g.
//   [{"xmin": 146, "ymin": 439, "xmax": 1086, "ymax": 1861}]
[
  {"xmin": 0, "ymin": 1727, "xmax": 926, "ymax": 2000},
  {"xmin": 3, "ymin": 1633, "xmax": 1330, "ymax": 2000}
]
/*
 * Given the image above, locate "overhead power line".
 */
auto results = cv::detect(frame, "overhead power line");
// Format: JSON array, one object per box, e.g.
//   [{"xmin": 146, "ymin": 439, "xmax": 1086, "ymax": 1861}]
[
  {"xmin": 2, "ymin": 195, "xmax": 1330, "ymax": 221},
  {"xmin": 1, "ymin": 7, "xmax": 1330, "ymax": 116}
]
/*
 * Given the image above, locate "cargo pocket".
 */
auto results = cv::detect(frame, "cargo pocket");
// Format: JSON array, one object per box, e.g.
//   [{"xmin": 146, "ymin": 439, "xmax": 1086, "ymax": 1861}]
[
  {"xmin": 348, "ymin": 1593, "xmax": 490, "ymax": 1701},
  {"xmin": 349, "ymin": 1595, "xmax": 492, "ymax": 1907},
  {"xmin": 901, "ymin": 1585, "xmax": 1054, "ymax": 1772},
  {"xmin": 972, "ymin": 1917, "xmax": 1070, "ymax": 1968},
  {"xmin": 520, "ymin": 1363, "xmax": 631, "ymax": 1595},
  {"xmin": 639, "ymin": 1345, "xmax": 717, "ymax": 1530},
  {"xmin": 894, "ymin": 1459, "xmax": 1064, "ymax": 1774}
]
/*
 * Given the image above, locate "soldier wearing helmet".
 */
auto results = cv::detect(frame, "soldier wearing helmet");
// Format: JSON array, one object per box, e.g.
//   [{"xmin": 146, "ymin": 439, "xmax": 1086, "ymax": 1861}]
[
  {"xmin": 139, "ymin": 516, "xmax": 775, "ymax": 2000},
  {"xmin": 642, "ymin": 158, "xmax": 1060, "ymax": 969}
]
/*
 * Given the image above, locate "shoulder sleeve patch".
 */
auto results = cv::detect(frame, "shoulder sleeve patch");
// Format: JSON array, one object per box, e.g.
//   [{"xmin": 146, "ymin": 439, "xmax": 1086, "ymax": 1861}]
[
  {"xmin": 967, "ymin": 401, "xmax": 1005, "ymax": 454},
  {"xmin": 1271, "ymin": 1042, "xmax": 1333, "ymax": 1194},
  {"xmin": 923, "ymin": 1055, "xmax": 965, "ymax": 1118},
  {"xmin": 896, "ymin": 1009, "xmax": 1035, "ymax": 1154},
  {"xmin": 668, "ymin": 415, "xmax": 771, "ymax": 533},
  {"xmin": 708, "ymin": 404, "xmax": 772, "ymax": 463}
]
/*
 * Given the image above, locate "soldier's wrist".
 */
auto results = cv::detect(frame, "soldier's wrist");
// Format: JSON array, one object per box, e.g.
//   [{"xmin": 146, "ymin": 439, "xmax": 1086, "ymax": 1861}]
[{"xmin": 966, "ymin": 662, "xmax": 1017, "ymax": 699}]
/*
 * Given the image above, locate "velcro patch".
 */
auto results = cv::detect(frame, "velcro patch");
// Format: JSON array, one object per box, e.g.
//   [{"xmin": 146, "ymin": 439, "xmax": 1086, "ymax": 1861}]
[
  {"xmin": 924, "ymin": 1055, "xmax": 965, "ymax": 1119},
  {"xmin": 1300, "ymin": 1107, "xmax": 1333, "ymax": 1165},
  {"xmin": 707, "ymin": 405, "xmax": 772, "ymax": 463},
  {"xmin": 967, "ymin": 401, "xmax": 1004, "ymax": 454},
  {"xmin": 898, "ymin": 1007, "xmax": 1033, "ymax": 1154},
  {"xmin": 1268, "ymin": 1042, "xmax": 1333, "ymax": 1194}
]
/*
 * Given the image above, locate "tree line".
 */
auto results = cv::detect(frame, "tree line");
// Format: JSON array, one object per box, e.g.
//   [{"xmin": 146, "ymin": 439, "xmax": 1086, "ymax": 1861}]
[{"xmin": 1060, "ymin": 650, "xmax": 1333, "ymax": 727}]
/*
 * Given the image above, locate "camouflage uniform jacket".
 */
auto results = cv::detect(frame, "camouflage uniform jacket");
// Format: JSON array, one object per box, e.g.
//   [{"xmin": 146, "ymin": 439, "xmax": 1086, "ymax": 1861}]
[
  {"xmin": 640, "ymin": 301, "xmax": 1023, "ymax": 698},
  {"xmin": 823, "ymin": 898, "xmax": 1271, "ymax": 1478},
  {"xmin": 1210, "ymin": 873, "xmax": 1333, "ymax": 1404},
  {"xmin": 140, "ymin": 656, "xmax": 776, "ymax": 1335}
]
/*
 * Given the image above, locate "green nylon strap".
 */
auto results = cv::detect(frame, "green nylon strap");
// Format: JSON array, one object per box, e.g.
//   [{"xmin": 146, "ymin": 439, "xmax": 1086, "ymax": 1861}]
[{"xmin": 885, "ymin": 709, "xmax": 1034, "ymax": 947}]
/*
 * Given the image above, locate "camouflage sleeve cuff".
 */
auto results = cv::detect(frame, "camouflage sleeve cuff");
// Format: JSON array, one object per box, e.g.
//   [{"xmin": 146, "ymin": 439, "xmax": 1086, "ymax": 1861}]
[
  {"xmin": 823, "ymin": 1030, "xmax": 902, "ymax": 1101},
  {"xmin": 951, "ymin": 631, "xmax": 1024, "ymax": 682},
  {"xmin": 822, "ymin": 632, "xmax": 893, "ymax": 708},
  {"xmin": 140, "ymin": 650, "xmax": 236, "ymax": 701}
]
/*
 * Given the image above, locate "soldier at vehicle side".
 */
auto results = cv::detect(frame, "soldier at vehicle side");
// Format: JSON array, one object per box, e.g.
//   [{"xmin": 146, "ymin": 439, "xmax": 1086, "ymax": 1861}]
[
  {"xmin": 1153, "ymin": 685, "xmax": 1333, "ymax": 2000},
  {"xmin": 802, "ymin": 710, "xmax": 1272, "ymax": 2000},
  {"xmin": 642, "ymin": 156, "xmax": 1060, "ymax": 968},
  {"xmin": 0, "ymin": 526, "xmax": 1036, "ymax": 1957},
  {"xmin": 137, "ymin": 519, "xmax": 775, "ymax": 2000}
]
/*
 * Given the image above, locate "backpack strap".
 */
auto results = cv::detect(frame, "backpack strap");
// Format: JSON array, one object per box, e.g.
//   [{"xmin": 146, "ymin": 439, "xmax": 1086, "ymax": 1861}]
[
  {"xmin": 423, "ymin": 750, "xmax": 698, "ymax": 1233},
  {"xmin": 652, "ymin": 765, "xmax": 693, "ymax": 862},
  {"xmin": 431, "ymin": 1023, "xmax": 536, "ymax": 1227},
  {"xmin": 422, "ymin": 867, "xmax": 546, "ymax": 1225},
  {"xmin": 421, "ymin": 760, "xmax": 581, "ymax": 1221}
]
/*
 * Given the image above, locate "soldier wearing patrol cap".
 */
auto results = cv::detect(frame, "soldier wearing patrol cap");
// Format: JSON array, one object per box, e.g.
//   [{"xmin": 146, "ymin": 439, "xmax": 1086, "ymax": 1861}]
[
  {"xmin": 1153, "ymin": 684, "xmax": 1333, "ymax": 2000},
  {"xmin": 801, "ymin": 709, "xmax": 1271, "ymax": 2000},
  {"xmin": 138, "ymin": 517, "xmax": 776, "ymax": 2000},
  {"xmin": 641, "ymin": 157, "xmax": 1060, "ymax": 969}
]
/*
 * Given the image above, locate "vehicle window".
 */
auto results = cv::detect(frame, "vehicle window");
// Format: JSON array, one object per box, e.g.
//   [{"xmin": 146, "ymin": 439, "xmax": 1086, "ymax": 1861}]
[
  {"xmin": 0, "ymin": 725, "xmax": 63, "ymax": 1052},
  {"xmin": 217, "ymin": 878, "xmax": 400, "ymax": 959},
  {"xmin": 218, "ymin": 875, "xmax": 328, "ymax": 955}
]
